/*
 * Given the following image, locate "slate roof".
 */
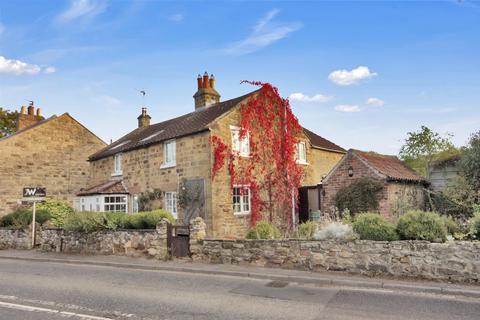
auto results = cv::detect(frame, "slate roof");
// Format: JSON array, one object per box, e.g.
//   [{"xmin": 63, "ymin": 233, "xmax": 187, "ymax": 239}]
[
  {"xmin": 303, "ymin": 128, "xmax": 346, "ymax": 153},
  {"xmin": 77, "ymin": 179, "xmax": 129, "ymax": 196},
  {"xmin": 90, "ymin": 91, "xmax": 346, "ymax": 160},
  {"xmin": 354, "ymin": 150, "xmax": 426, "ymax": 183}
]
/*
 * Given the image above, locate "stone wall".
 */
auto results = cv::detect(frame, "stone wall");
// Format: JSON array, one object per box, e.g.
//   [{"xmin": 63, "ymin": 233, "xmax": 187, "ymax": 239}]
[
  {"xmin": 0, "ymin": 220, "xmax": 169, "ymax": 259},
  {"xmin": 0, "ymin": 113, "xmax": 106, "ymax": 216},
  {"xmin": 194, "ymin": 238, "xmax": 480, "ymax": 283}
]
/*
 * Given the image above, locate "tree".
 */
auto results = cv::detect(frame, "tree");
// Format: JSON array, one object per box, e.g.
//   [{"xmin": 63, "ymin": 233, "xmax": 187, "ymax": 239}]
[
  {"xmin": 399, "ymin": 126, "xmax": 457, "ymax": 176},
  {"xmin": 0, "ymin": 107, "xmax": 18, "ymax": 138},
  {"xmin": 460, "ymin": 130, "xmax": 480, "ymax": 193}
]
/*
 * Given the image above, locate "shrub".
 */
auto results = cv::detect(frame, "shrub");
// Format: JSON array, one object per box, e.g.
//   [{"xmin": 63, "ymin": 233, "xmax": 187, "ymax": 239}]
[
  {"xmin": 246, "ymin": 221, "xmax": 282, "ymax": 239},
  {"xmin": 313, "ymin": 222, "xmax": 357, "ymax": 241},
  {"xmin": 0, "ymin": 208, "xmax": 52, "ymax": 228},
  {"xmin": 37, "ymin": 199, "xmax": 74, "ymax": 227},
  {"xmin": 468, "ymin": 212, "xmax": 480, "ymax": 240},
  {"xmin": 63, "ymin": 210, "xmax": 175, "ymax": 232},
  {"xmin": 352, "ymin": 213, "xmax": 398, "ymax": 241},
  {"xmin": 334, "ymin": 178, "xmax": 384, "ymax": 215},
  {"xmin": 297, "ymin": 221, "xmax": 318, "ymax": 239},
  {"xmin": 440, "ymin": 215, "xmax": 460, "ymax": 235},
  {"xmin": 396, "ymin": 210, "xmax": 447, "ymax": 242}
]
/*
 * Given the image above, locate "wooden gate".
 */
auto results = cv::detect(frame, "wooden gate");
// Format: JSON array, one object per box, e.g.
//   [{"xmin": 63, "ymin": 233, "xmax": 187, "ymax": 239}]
[{"xmin": 167, "ymin": 223, "xmax": 190, "ymax": 258}]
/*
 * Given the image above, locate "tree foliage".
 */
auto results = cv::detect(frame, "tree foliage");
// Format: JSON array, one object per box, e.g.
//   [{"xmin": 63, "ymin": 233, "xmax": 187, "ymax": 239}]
[
  {"xmin": 399, "ymin": 126, "xmax": 457, "ymax": 176},
  {"xmin": 0, "ymin": 107, "xmax": 18, "ymax": 138},
  {"xmin": 460, "ymin": 130, "xmax": 480, "ymax": 194}
]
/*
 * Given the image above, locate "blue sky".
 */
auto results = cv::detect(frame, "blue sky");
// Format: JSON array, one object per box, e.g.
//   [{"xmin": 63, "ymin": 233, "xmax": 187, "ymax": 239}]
[{"xmin": 0, "ymin": 0, "xmax": 479, "ymax": 154}]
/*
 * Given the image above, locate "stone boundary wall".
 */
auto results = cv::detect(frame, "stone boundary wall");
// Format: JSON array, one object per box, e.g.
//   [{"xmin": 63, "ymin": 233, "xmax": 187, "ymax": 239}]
[
  {"xmin": 192, "ymin": 238, "xmax": 480, "ymax": 283},
  {"xmin": 0, "ymin": 220, "xmax": 169, "ymax": 259}
]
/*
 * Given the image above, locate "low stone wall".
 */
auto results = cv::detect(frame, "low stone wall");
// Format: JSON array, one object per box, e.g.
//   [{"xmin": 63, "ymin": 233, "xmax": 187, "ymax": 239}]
[
  {"xmin": 0, "ymin": 228, "xmax": 31, "ymax": 249},
  {"xmin": 194, "ymin": 239, "xmax": 480, "ymax": 283},
  {"xmin": 0, "ymin": 220, "xmax": 169, "ymax": 259}
]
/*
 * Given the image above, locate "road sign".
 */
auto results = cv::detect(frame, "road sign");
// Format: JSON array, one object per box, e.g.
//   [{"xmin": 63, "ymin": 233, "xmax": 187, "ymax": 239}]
[{"xmin": 23, "ymin": 187, "xmax": 47, "ymax": 198}]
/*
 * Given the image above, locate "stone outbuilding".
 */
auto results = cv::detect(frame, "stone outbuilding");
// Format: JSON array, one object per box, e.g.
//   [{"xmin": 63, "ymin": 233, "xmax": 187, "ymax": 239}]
[
  {"xmin": 79, "ymin": 73, "xmax": 346, "ymax": 238},
  {"xmin": 320, "ymin": 149, "xmax": 428, "ymax": 218},
  {"xmin": 0, "ymin": 103, "xmax": 107, "ymax": 216}
]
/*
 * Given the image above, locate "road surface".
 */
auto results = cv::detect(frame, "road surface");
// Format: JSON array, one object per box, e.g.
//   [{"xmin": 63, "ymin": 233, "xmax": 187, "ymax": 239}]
[{"xmin": 0, "ymin": 258, "xmax": 478, "ymax": 319}]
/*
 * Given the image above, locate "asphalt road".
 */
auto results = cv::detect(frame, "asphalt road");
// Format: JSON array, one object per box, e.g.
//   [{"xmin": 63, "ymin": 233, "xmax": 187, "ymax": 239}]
[{"xmin": 0, "ymin": 258, "xmax": 479, "ymax": 320}]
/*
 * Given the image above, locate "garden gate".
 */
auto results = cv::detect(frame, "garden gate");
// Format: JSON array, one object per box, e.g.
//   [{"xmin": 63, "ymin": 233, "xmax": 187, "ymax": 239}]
[{"xmin": 166, "ymin": 223, "xmax": 190, "ymax": 257}]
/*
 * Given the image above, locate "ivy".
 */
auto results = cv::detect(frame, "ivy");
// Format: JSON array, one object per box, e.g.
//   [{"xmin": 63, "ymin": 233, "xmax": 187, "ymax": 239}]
[
  {"xmin": 334, "ymin": 178, "xmax": 384, "ymax": 215},
  {"xmin": 211, "ymin": 81, "xmax": 303, "ymax": 230},
  {"xmin": 138, "ymin": 188, "xmax": 163, "ymax": 212}
]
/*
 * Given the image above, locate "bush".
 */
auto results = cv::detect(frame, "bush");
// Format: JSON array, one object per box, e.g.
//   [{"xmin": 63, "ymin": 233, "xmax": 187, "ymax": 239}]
[
  {"xmin": 297, "ymin": 221, "xmax": 318, "ymax": 239},
  {"xmin": 335, "ymin": 178, "xmax": 384, "ymax": 215},
  {"xmin": 246, "ymin": 221, "xmax": 282, "ymax": 240},
  {"xmin": 37, "ymin": 199, "xmax": 74, "ymax": 227},
  {"xmin": 396, "ymin": 210, "xmax": 447, "ymax": 242},
  {"xmin": 468, "ymin": 212, "xmax": 480, "ymax": 240},
  {"xmin": 0, "ymin": 208, "xmax": 52, "ymax": 228},
  {"xmin": 352, "ymin": 213, "xmax": 398, "ymax": 241},
  {"xmin": 63, "ymin": 210, "xmax": 175, "ymax": 232},
  {"xmin": 313, "ymin": 222, "xmax": 357, "ymax": 241},
  {"xmin": 440, "ymin": 215, "xmax": 460, "ymax": 235}
]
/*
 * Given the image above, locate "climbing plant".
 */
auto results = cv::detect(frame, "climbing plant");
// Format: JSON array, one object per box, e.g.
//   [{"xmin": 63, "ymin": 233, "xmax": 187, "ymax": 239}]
[
  {"xmin": 211, "ymin": 81, "xmax": 303, "ymax": 230},
  {"xmin": 138, "ymin": 188, "xmax": 163, "ymax": 211}
]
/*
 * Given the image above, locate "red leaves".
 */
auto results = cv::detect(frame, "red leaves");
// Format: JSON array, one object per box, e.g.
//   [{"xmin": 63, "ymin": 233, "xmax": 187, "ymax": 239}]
[{"xmin": 211, "ymin": 81, "xmax": 303, "ymax": 229}]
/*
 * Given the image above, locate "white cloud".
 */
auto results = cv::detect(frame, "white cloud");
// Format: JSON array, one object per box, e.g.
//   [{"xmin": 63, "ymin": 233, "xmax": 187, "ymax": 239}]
[
  {"xmin": 168, "ymin": 14, "xmax": 184, "ymax": 22},
  {"xmin": 289, "ymin": 92, "xmax": 332, "ymax": 103},
  {"xmin": 334, "ymin": 104, "xmax": 361, "ymax": 113},
  {"xmin": 366, "ymin": 97, "xmax": 384, "ymax": 107},
  {"xmin": 328, "ymin": 66, "xmax": 377, "ymax": 86},
  {"xmin": 0, "ymin": 56, "xmax": 55, "ymax": 76},
  {"xmin": 225, "ymin": 9, "xmax": 302, "ymax": 55},
  {"xmin": 56, "ymin": 0, "xmax": 107, "ymax": 23}
]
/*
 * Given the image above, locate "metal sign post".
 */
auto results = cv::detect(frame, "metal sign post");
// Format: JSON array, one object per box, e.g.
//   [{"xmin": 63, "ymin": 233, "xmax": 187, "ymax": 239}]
[{"xmin": 22, "ymin": 187, "xmax": 46, "ymax": 248}]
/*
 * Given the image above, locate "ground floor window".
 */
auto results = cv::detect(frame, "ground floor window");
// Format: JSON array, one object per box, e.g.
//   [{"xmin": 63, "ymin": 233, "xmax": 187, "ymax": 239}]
[
  {"xmin": 233, "ymin": 186, "xmax": 251, "ymax": 214},
  {"xmin": 104, "ymin": 196, "xmax": 127, "ymax": 212},
  {"xmin": 165, "ymin": 192, "xmax": 177, "ymax": 218}
]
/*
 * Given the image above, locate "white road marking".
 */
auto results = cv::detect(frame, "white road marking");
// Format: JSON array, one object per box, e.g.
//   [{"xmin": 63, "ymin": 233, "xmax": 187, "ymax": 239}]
[{"xmin": 0, "ymin": 300, "xmax": 114, "ymax": 319}]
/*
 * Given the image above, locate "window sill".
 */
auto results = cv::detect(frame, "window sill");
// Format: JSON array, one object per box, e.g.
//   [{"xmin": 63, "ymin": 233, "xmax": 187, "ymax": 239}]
[
  {"xmin": 160, "ymin": 163, "xmax": 176, "ymax": 169},
  {"xmin": 295, "ymin": 160, "xmax": 309, "ymax": 165},
  {"xmin": 234, "ymin": 211, "xmax": 251, "ymax": 217},
  {"xmin": 111, "ymin": 172, "xmax": 123, "ymax": 177}
]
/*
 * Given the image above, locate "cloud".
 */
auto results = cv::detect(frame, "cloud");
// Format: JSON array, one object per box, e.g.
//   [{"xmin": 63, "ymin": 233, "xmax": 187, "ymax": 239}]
[
  {"xmin": 168, "ymin": 14, "xmax": 184, "ymax": 22},
  {"xmin": 0, "ymin": 56, "xmax": 55, "ymax": 75},
  {"xmin": 334, "ymin": 104, "xmax": 361, "ymax": 113},
  {"xmin": 225, "ymin": 9, "xmax": 302, "ymax": 55},
  {"xmin": 366, "ymin": 97, "xmax": 384, "ymax": 107},
  {"xmin": 289, "ymin": 92, "xmax": 333, "ymax": 103},
  {"xmin": 56, "ymin": 0, "xmax": 107, "ymax": 23},
  {"xmin": 328, "ymin": 66, "xmax": 377, "ymax": 86}
]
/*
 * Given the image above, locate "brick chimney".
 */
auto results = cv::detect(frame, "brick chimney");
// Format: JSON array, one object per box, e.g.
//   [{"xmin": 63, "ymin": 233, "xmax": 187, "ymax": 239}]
[
  {"xmin": 193, "ymin": 72, "xmax": 220, "ymax": 110},
  {"xmin": 137, "ymin": 107, "xmax": 151, "ymax": 128},
  {"xmin": 16, "ymin": 101, "xmax": 45, "ymax": 131}
]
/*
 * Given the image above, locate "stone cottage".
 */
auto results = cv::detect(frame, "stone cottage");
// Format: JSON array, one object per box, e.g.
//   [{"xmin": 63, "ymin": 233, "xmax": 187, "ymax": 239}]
[
  {"xmin": 0, "ymin": 102, "xmax": 107, "ymax": 216},
  {"xmin": 79, "ymin": 73, "xmax": 345, "ymax": 238},
  {"xmin": 321, "ymin": 149, "xmax": 428, "ymax": 218}
]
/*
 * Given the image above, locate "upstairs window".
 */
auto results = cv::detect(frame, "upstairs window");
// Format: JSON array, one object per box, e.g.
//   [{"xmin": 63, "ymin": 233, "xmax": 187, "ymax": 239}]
[
  {"xmin": 232, "ymin": 186, "xmax": 251, "ymax": 215},
  {"xmin": 162, "ymin": 140, "xmax": 176, "ymax": 168},
  {"xmin": 165, "ymin": 192, "xmax": 177, "ymax": 218},
  {"xmin": 231, "ymin": 126, "xmax": 250, "ymax": 157},
  {"xmin": 296, "ymin": 142, "xmax": 307, "ymax": 164},
  {"xmin": 113, "ymin": 153, "xmax": 122, "ymax": 175}
]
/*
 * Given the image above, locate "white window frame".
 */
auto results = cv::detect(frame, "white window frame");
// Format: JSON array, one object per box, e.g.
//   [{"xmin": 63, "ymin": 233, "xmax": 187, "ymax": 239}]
[
  {"xmin": 161, "ymin": 139, "xmax": 176, "ymax": 168},
  {"xmin": 103, "ymin": 195, "xmax": 128, "ymax": 212},
  {"xmin": 296, "ymin": 141, "xmax": 308, "ymax": 164},
  {"xmin": 230, "ymin": 126, "xmax": 250, "ymax": 157},
  {"xmin": 232, "ymin": 185, "xmax": 251, "ymax": 215},
  {"xmin": 112, "ymin": 153, "xmax": 123, "ymax": 176},
  {"xmin": 164, "ymin": 192, "xmax": 177, "ymax": 218}
]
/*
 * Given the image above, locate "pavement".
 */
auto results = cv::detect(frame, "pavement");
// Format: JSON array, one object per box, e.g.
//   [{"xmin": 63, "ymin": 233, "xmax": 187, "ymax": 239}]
[{"xmin": 0, "ymin": 250, "xmax": 479, "ymax": 319}]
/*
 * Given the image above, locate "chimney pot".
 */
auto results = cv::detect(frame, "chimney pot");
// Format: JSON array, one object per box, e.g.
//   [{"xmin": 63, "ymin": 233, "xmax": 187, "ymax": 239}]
[
  {"xmin": 209, "ymin": 74, "xmax": 215, "ymax": 89},
  {"xmin": 36, "ymin": 108, "xmax": 42, "ymax": 117},
  {"xmin": 20, "ymin": 106, "xmax": 27, "ymax": 115},
  {"xmin": 203, "ymin": 72, "xmax": 210, "ymax": 89},
  {"xmin": 197, "ymin": 74, "xmax": 202, "ymax": 90},
  {"xmin": 27, "ymin": 104, "xmax": 34, "ymax": 115}
]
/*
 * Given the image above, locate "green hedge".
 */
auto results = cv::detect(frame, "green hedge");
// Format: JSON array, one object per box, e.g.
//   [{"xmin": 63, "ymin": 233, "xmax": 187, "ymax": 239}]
[
  {"xmin": 352, "ymin": 213, "xmax": 398, "ymax": 241},
  {"xmin": 297, "ymin": 221, "xmax": 318, "ymax": 239},
  {"xmin": 0, "ymin": 208, "xmax": 52, "ymax": 228},
  {"xmin": 246, "ymin": 221, "xmax": 282, "ymax": 240},
  {"xmin": 37, "ymin": 199, "xmax": 74, "ymax": 227},
  {"xmin": 62, "ymin": 210, "xmax": 175, "ymax": 232},
  {"xmin": 396, "ymin": 210, "xmax": 447, "ymax": 242}
]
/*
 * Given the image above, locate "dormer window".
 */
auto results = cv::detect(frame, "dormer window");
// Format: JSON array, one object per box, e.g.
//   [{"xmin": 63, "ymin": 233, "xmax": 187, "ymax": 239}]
[
  {"xmin": 296, "ymin": 142, "xmax": 307, "ymax": 164},
  {"xmin": 231, "ymin": 126, "xmax": 250, "ymax": 157},
  {"xmin": 112, "ymin": 153, "xmax": 122, "ymax": 176},
  {"xmin": 161, "ymin": 139, "xmax": 176, "ymax": 168}
]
